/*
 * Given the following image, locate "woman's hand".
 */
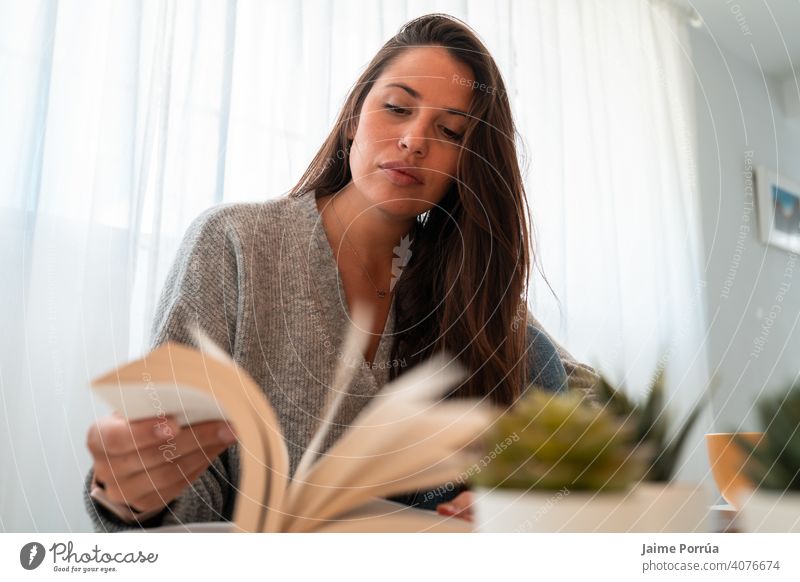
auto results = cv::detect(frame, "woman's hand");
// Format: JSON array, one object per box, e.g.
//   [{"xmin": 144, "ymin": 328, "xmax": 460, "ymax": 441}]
[
  {"xmin": 436, "ymin": 491, "xmax": 474, "ymax": 522},
  {"xmin": 86, "ymin": 413, "xmax": 237, "ymax": 513}
]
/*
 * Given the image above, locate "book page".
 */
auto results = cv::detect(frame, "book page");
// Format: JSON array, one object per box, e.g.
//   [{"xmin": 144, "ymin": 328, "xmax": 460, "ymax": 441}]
[
  {"xmin": 283, "ymin": 352, "xmax": 493, "ymax": 530},
  {"xmin": 91, "ymin": 340, "xmax": 288, "ymax": 533},
  {"xmin": 93, "ymin": 310, "xmax": 493, "ymax": 534}
]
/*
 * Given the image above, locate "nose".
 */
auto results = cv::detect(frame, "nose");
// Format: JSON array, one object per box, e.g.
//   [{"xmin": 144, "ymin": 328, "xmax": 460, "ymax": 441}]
[{"xmin": 398, "ymin": 121, "xmax": 428, "ymax": 158}]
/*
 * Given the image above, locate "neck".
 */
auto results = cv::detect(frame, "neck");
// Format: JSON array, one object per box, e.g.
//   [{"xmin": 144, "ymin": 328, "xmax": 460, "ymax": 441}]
[{"xmin": 322, "ymin": 183, "xmax": 415, "ymax": 269}]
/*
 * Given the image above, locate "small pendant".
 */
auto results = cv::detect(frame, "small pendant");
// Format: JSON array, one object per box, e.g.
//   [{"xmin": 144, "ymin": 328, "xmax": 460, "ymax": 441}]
[{"xmin": 377, "ymin": 290, "xmax": 387, "ymax": 299}]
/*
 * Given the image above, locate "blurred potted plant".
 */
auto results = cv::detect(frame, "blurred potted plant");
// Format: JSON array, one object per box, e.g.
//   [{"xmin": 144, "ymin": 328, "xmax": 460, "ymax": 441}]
[
  {"xmin": 593, "ymin": 370, "xmax": 704, "ymax": 481},
  {"xmin": 472, "ymin": 390, "xmax": 647, "ymax": 532},
  {"xmin": 473, "ymin": 369, "xmax": 710, "ymax": 532},
  {"xmin": 592, "ymin": 370, "xmax": 710, "ymax": 531},
  {"xmin": 736, "ymin": 384, "xmax": 800, "ymax": 532}
]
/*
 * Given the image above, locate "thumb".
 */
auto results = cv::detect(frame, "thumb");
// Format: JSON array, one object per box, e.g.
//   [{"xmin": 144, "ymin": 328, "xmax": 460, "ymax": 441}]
[{"xmin": 437, "ymin": 491, "xmax": 473, "ymax": 516}]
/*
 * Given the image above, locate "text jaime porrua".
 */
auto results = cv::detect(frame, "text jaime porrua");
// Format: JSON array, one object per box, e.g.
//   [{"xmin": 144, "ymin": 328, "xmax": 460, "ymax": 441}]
[{"xmin": 641, "ymin": 543, "xmax": 719, "ymax": 556}]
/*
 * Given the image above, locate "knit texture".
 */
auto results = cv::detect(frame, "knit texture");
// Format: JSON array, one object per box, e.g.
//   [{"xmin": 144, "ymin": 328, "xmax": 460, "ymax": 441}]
[{"xmin": 83, "ymin": 191, "xmax": 598, "ymax": 532}]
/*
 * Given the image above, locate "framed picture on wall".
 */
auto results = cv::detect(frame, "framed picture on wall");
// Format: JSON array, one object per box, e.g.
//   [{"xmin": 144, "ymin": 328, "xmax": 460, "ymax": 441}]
[{"xmin": 756, "ymin": 166, "xmax": 800, "ymax": 254}]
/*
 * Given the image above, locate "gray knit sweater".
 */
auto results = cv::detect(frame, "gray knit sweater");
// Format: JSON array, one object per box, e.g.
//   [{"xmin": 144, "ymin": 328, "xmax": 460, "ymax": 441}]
[{"xmin": 83, "ymin": 190, "xmax": 599, "ymax": 532}]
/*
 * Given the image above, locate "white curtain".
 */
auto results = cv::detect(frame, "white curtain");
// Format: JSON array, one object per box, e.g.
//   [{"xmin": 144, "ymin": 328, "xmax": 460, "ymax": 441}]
[
  {"xmin": 517, "ymin": 0, "xmax": 713, "ymax": 484},
  {"xmin": 0, "ymin": 0, "xmax": 710, "ymax": 532}
]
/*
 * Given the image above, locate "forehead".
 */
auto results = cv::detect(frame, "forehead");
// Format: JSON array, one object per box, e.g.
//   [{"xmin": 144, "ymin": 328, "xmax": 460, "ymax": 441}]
[{"xmin": 376, "ymin": 46, "xmax": 474, "ymax": 112}]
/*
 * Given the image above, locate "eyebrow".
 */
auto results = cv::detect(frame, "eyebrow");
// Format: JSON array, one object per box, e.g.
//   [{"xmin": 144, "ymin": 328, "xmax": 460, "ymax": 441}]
[{"xmin": 383, "ymin": 82, "xmax": 468, "ymax": 118}]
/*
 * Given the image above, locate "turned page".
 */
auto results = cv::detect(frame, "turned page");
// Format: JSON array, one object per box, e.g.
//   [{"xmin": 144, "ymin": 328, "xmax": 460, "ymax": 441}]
[
  {"xmin": 91, "ymin": 334, "xmax": 288, "ymax": 533},
  {"xmin": 281, "ymin": 303, "xmax": 493, "ymax": 531}
]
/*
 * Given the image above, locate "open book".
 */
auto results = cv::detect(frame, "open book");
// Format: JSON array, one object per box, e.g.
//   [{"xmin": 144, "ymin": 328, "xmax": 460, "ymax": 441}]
[{"xmin": 91, "ymin": 304, "xmax": 492, "ymax": 533}]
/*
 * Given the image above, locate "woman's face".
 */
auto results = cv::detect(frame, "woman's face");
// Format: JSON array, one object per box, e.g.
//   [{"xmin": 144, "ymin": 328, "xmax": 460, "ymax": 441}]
[{"xmin": 347, "ymin": 46, "xmax": 474, "ymax": 219}]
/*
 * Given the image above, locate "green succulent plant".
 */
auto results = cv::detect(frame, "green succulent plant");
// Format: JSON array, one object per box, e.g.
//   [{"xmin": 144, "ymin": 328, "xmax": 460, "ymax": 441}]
[
  {"xmin": 472, "ymin": 390, "xmax": 646, "ymax": 491},
  {"xmin": 737, "ymin": 384, "xmax": 800, "ymax": 491},
  {"xmin": 592, "ymin": 369, "xmax": 707, "ymax": 482}
]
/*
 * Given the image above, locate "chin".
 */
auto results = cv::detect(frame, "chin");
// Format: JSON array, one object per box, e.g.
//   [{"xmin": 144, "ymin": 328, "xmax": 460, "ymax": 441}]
[
  {"xmin": 360, "ymin": 182, "xmax": 434, "ymax": 220},
  {"xmin": 377, "ymin": 197, "xmax": 435, "ymax": 222}
]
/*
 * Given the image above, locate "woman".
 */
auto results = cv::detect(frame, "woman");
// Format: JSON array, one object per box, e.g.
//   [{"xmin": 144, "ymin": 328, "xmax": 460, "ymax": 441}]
[{"xmin": 84, "ymin": 13, "xmax": 598, "ymax": 532}]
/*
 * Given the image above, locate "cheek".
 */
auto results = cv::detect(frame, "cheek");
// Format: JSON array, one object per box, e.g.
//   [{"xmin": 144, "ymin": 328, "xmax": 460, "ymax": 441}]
[
  {"xmin": 438, "ymin": 152, "xmax": 459, "ymax": 181},
  {"xmin": 430, "ymin": 151, "xmax": 459, "ymax": 191},
  {"xmin": 350, "ymin": 118, "xmax": 387, "ymax": 178}
]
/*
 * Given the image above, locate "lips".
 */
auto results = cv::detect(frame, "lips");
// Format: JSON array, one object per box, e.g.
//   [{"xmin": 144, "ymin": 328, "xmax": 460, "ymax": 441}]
[{"xmin": 379, "ymin": 161, "xmax": 423, "ymax": 185}]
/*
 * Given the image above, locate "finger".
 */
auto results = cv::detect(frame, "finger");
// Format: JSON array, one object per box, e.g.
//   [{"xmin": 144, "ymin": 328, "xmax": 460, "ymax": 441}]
[
  {"xmin": 452, "ymin": 491, "xmax": 475, "ymax": 522},
  {"xmin": 171, "ymin": 420, "xmax": 237, "ymax": 452},
  {"xmin": 453, "ymin": 506, "xmax": 474, "ymax": 522},
  {"xmin": 88, "ymin": 414, "xmax": 183, "ymax": 457},
  {"xmin": 92, "ymin": 460, "xmax": 121, "ymax": 487},
  {"xmin": 127, "ymin": 449, "xmax": 229, "ymax": 513},
  {"xmin": 436, "ymin": 491, "xmax": 474, "ymax": 518},
  {"xmin": 96, "ymin": 435, "xmax": 232, "ymax": 485},
  {"xmin": 103, "ymin": 441, "xmax": 230, "ymax": 506},
  {"xmin": 450, "ymin": 491, "xmax": 473, "ymax": 513},
  {"xmin": 126, "ymin": 434, "xmax": 233, "ymax": 484},
  {"xmin": 102, "ymin": 420, "xmax": 236, "ymax": 477},
  {"xmin": 437, "ymin": 491, "xmax": 472, "ymax": 512},
  {"xmin": 436, "ymin": 503, "xmax": 474, "ymax": 522}
]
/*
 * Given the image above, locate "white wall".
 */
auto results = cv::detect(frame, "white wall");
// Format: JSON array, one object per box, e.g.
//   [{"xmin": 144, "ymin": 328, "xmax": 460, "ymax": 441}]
[{"xmin": 691, "ymin": 28, "xmax": 800, "ymax": 436}]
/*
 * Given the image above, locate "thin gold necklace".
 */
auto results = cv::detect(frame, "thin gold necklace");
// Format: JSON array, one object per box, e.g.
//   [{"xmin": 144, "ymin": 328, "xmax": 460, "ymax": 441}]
[{"xmin": 330, "ymin": 193, "xmax": 389, "ymax": 299}]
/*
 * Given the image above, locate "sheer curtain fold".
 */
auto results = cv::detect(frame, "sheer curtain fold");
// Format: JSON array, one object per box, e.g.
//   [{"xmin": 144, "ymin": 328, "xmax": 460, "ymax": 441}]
[
  {"xmin": 520, "ymin": 0, "xmax": 711, "ymax": 481},
  {"xmin": 0, "ymin": 0, "xmax": 709, "ymax": 531}
]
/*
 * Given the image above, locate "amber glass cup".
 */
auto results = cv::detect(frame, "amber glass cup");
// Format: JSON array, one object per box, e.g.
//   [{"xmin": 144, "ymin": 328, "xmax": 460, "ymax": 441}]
[{"xmin": 705, "ymin": 432, "xmax": 764, "ymax": 509}]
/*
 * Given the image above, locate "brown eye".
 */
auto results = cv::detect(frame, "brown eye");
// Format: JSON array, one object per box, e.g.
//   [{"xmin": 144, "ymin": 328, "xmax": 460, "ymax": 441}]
[
  {"xmin": 384, "ymin": 103, "xmax": 410, "ymax": 115},
  {"xmin": 442, "ymin": 126, "xmax": 463, "ymax": 141}
]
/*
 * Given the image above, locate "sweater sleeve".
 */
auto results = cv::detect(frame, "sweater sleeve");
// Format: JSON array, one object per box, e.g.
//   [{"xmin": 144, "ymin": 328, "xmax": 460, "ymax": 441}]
[
  {"xmin": 525, "ymin": 323, "xmax": 567, "ymax": 394},
  {"xmin": 526, "ymin": 310, "xmax": 600, "ymax": 402},
  {"xmin": 83, "ymin": 206, "xmax": 243, "ymax": 532}
]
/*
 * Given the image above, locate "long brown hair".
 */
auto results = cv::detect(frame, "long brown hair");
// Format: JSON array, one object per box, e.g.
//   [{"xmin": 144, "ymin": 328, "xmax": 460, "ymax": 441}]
[{"xmin": 290, "ymin": 14, "xmax": 534, "ymax": 407}]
